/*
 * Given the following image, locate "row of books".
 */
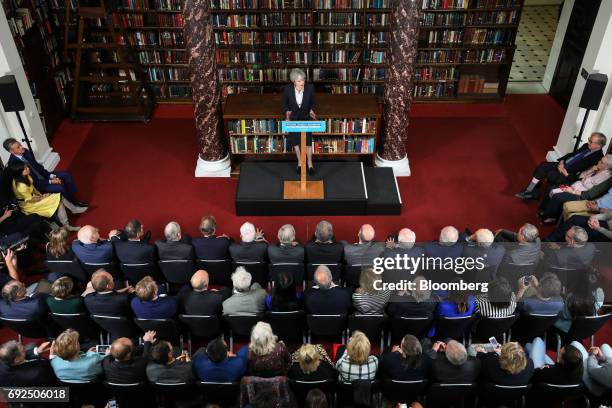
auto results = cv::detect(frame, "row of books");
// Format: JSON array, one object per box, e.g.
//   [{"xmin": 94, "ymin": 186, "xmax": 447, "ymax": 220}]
[
  {"xmin": 312, "ymin": 67, "xmax": 360, "ymax": 80},
  {"xmin": 457, "ymin": 74, "xmax": 498, "ymax": 93},
  {"xmin": 145, "ymin": 66, "xmax": 190, "ymax": 81},
  {"xmin": 7, "ymin": 8, "xmax": 33, "ymax": 37},
  {"xmin": 421, "ymin": 28, "xmax": 513, "ymax": 46},
  {"xmin": 415, "ymin": 66, "xmax": 459, "ymax": 81},
  {"xmin": 54, "ymin": 68, "xmax": 72, "ymax": 108},
  {"xmin": 215, "ymin": 50, "xmax": 310, "ymax": 64},
  {"xmin": 421, "ymin": 0, "xmax": 468, "ymax": 9},
  {"xmin": 120, "ymin": 31, "xmax": 185, "ymax": 46},
  {"xmin": 150, "ymin": 83, "xmax": 193, "ymax": 98},
  {"xmin": 229, "ymin": 135, "xmax": 375, "ymax": 154},
  {"xmin": 417, "ymin": 48, "xmax": 506, "ymax": 63},
  {"xmin": 211, "ymin": 13, "xmax": 312, "ymax": 27},
  {"xmin": 228, "ymin": 117, "xmax": 375, "ymax": 134},
  {"xmin": 210, "ymin": 0, "xmax": 310, "ymax": 8},
  {"xmin": 214, "ymin": 31, "xmax": 312, "ymax": 45},
  {"xmin": 218, "ymin": 68, "xmax": 299, "ymax": 81},
  {"xmin": 472, "ymin": 0, "xmax": 520, "ymax": 9},
  {"xmin": 138, "ymin": 50, "xmax": 188, "ymax": 64},
  {"xmin": 413, "ymin": 82, "xmax": 456, "ymax": 97},
  {"xmin": 422, "ymin": 10, "xmax": 518, "ymax": 26},
  {"xmin": 157, "ymin": 14, "xmax": 184, "ymax": 27},
  {"xmin": 314, "ymin": 137, "xmax": 375, "ymax": 153},
  {"xmin": 421, "ymin": 12, "xmax": 466, "ymax": 27},
  {"xmin": 315, "ymin": 31, "xmax": 361, "ymax": 45}
]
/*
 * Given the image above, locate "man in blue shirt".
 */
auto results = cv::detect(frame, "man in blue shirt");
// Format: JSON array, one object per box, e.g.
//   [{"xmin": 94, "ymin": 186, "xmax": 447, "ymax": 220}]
[
  {"xmin": 193, "ymin": 336, "xmax": 248, "ymax": 382},
  {"xmin": 72, "ymin": 225, "xmax": 120, "ymax": 264}
]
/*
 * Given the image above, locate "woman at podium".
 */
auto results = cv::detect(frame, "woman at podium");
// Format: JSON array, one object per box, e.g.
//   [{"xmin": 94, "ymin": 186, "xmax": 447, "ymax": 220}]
[{"xmin": 282, "ymin": 68, "xmax": 317, "ymax": 175}]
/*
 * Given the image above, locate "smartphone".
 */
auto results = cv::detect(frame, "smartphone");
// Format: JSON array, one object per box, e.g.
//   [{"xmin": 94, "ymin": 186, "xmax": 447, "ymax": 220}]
[
  {"xmin": 489, "ymin": 337, "xmax": 499, "ymax": 347},
  {"xmin": 96, "ymin": 345, "xmax": 110, "ymax": 355}
]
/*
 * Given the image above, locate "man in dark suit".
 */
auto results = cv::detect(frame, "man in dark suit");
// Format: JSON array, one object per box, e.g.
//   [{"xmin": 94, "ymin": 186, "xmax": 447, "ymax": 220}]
[
  {"xmin": 72, "ymin": 225, "xmax": 119, "ymax": 264},
  {"xmin": 343, "ymin": 224, "xmax": 385, "ymax": 266},
  {"xmin": 431, "ymin": 340, "xmax": 481, "ymax": 383},
  {"xmin": 268, "ymin": 224, "xmax": 304, "ymax": 264},
  {"xmin": 282, "ymin": 68, "xmax": 317, "ymax": 174},
  {"xmin": 424, "ymin": 226, "xmax": 464, "ymax": 260},
  {"xmin": 229, "ymin": 222, "xmax": 268, "ymax": 263},
  {"xmin": 192, "ymin": 215, "xmax": 231, "ymax": 260},
  {"xmin": 303, "ymin": 265, "xmax": 352, "ymax": 315},
  {"xmin": 114, "ymin": 220, "xmax": 157, "ymax": 264},
  {"xmin": 382, "ymin": 228, "xmax": 425, "ymax": 281},
  {"xmin": 0, "ymin": 280, "xmax": 48, "ymax": 320},
  {"xmin": 0, "ymin": 340, "xmax": 56, "ymax": 386},
  {"xmin": 155, "ymin": 221, "xmax": 193, "ymax": 260},
  {"xmin": 178, "ymin": 270, "xmax": 228, "ymax": 315},
  {"xmin": 84, "ymin": 269, "xmax": 134, "ymax": 316},
  {"xmin": 102, "ymin": 330, "xmax": 156, "ymax": 383},
  {"xmin": 3, "ymin": 138, "xmax": 87, "ymax": 206},
  {"xmin": 516, "ymin": 132, "xmax": 607, "ymax": 200},
  {"xmin": 463, "ymin": 229, "xmax": 506, "ymax": 275},
  {"xmin": 542, "ymin": 226, "xmax": 596, "ymax": 270},
  {"xmin": 305, "ymin": 220, "xmax": 344, "ymax": 264},
  {"xmin": 496, "ymin": 223, "xmax": 541, "ymax": 266}
]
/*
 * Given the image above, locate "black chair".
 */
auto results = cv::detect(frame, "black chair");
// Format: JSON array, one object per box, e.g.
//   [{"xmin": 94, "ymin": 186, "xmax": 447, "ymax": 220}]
[
  {"xmin": 343, "ymin": 264, "xmax": 367, "ymax": 288},
  {"xmin": 306, "ymin": 263, "xmax": 342, "ymax": 284},
  {"xmin": 269, "ymin": 263, "xmax": 305, "ymax": 286},
  {"xmin": 471, "ymin": 314, "xmax": 519, "ymax": 343},
  {"xmin": 120, "ymin": 262, "xmax": 159, "ymax": 285},
  {"xmin": 153, "ymin": 382, "xmax": 199, "ymax": 408},
  {"xmin": 80, "ymin": 261, "xmax": 118, "ymax": 278},
  {"xmin": 223, "ymin": 313, "xmax": 264, "ymax": 352},
  {"xmin": 557, "ymin": 313, "xmax": 612, "ymax": 351},
  {"xmin": 91, "ymin": 314, "xmax": 141, "ymax": 342},
  {"xmin": 0, "ymin": 317, "xmax": 49, "ymax": 341},
  {"xmin": 197, "ymin": 381, "xmax": 240, "ymax": 407},
  {"xmin": 335, "ymin": 380, "xmax": 380, "ymax": 408},
  {"xmin": 265, "ymin": 310, "xmax": 306, "ymax": 343},
  {"xmin": 289, "ymin": 379, "xmax": 335, "ymax": 408},
  {"xmin": 480, "ymin": 383, "xmax": 531, "ymax": 408},
  {"xmin": 498, "ymin": 262, "xmax": 538, "ymax": 292},
  {"xmin": 60, "ymin": 380, "xmax": 107, "ymax": 408},
  {"xmin": 530, "ymin": 383, "xmax": 589, "ymax": 407},
  {"xmin": 233, "ymin": 261, "xmax": 268, "ymax": 288},
  {"xmin": 306, "ymin": 314, "xmax": 347, "ymax": 343},
  {"xmin": 512, "ymin": 313, "xmax": 560, "ymax": 344},
  {"xmin": 133, "ymin": 318, "xmax": 181, "ymax": 343},
  {"xmin": 433, "ymin": 315, "xmax": 475, "ymax": 343},
  {"xmin": 46, "ymin": 259, "xmax": 89, "ymax": 283},
  {"xmin": 426, "ymin": 383, "xmax": 477, "ymax": 408},
  {"xmin": 380, "ymin": 379, "xmax": 428, "ymax": 405},
  {"xmin": 196, "ymin": 259, "xmax": 233, "ymax": 287},
  {"xmin": 105, "ymin": 381, "xmax": 154, "ymax": 407},
  {"xmin": 49, "ymin": 312, "xmax": 102, "ymax": 342},
  {"xmin": 348, "ymin": 314, "xmax": 387, "ymax": 351},
  {"xmin": 159, "ymin": 259, "xmax": 195, "ymax": 284},
  {"xmin": 387, "ymin": 316, "xmax": 433, "ymax": 345},
  {"xmin": 178, "ymin": 314, "xmax": 222, "ymax": 355}
]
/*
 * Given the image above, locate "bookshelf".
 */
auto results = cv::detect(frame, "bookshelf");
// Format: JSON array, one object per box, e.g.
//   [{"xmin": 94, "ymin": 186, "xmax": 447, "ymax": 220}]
[
  {"xmin": 222, "ymin": 93, "xmax": 381, "ymax": 170},
  {"xmin": 2, "ymin": 0, "xmax": 70, "ymax": 139}
]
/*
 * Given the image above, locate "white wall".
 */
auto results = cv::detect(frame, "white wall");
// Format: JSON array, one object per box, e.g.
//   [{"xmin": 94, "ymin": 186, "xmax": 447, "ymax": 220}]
[
  {"xmin": 548, "ymin": 1, "xmax": 612, "ymax": 160},
  {"xmin": 542, "ymin": 0, "xmax": 574, "ymax": 91},
  {"xmin": 0, "ymin": 8, "xmax": 59, "ymax": 169}
]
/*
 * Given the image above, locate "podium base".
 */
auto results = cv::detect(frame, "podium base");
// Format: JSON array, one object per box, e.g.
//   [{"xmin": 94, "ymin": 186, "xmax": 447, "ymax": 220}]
[{"xmin": 283, "ymin": 180, "xmax": 324, "ymax": 199}]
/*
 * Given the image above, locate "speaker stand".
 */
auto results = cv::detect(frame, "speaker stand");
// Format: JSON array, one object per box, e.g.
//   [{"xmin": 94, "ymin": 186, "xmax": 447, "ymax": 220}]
[{"xmin": 15, "ymin": 111, "xmax": 34, "ymax": 152}]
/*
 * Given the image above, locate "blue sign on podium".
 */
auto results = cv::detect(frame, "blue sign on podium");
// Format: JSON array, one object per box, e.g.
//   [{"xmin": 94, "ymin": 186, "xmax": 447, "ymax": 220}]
[{"xmin": 281, "ymin": 121, "xmax": 326, "ymax": 133}]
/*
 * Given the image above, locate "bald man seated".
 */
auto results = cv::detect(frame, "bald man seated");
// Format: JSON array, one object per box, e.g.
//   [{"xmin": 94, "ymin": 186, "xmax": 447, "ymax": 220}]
[
  {"xmin": 83, "ymin": 269, "xmax": 134, "ymax": 317},
  {"xmin": 343, "ymin": 224, "xmax": 385, "ymax": 266},
  {"xmin": 0, "ymin": 280, "xmax": 48, "ymax": 320},
  {"xmin": 177, "ymin": 270, "xmax": 230, "ymax": 316},
  {"xmin": 424, "ymin": 226, "xmax": 465, "ymax": 260},
  {"xmin": 463, "ymin": 229, "xmax": 506, "ymax": 275},
  {"xmin": 303, "ymin": 265, "xmax": 352, "ymax": 315},
  {"xmin": 102, "ymin": 330, "xmax": 156, "ymax": 383},
  {"xmin": 72, "ymin": 225, "xmax": 121, "ymax": 264}
]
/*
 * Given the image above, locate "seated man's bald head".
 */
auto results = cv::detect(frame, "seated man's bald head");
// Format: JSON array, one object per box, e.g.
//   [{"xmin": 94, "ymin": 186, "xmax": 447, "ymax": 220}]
[
  {"xmin": 359, "ymin": 224, "xmax": 375, "ymax": 242},
  {"xmin": 191, "ymin": 270, "xmax": 209, "ymax": 291},
  {"xmin": 110, "ymin": 337, "xmax": 133, "ymax": 361},
  {"xmin": 77, "ymin": 225, "xmax": 99, "ymax": 244}
]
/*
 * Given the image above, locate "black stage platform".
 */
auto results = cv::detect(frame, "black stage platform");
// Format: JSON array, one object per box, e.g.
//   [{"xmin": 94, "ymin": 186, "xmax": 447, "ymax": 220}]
[{"xmin": 236, "ymin": 162, "xmax": 402, "ymax": 215}]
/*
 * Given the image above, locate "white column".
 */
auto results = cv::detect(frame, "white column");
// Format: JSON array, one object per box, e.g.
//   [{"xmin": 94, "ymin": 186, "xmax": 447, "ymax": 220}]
[
  {"xmin": 0, "ymin": 8, "xmax": 59, "ymax": 170},
  {"xmin": 547, "ymin": 1, "xmax": 612, "ymax": 161},
  {"xmin": 542, "ymin": 0, "xmax": 574, "ymax": 92},
  {"xmin": 194, "ymin": 154, "xmax": 232, "ymax": 177}
]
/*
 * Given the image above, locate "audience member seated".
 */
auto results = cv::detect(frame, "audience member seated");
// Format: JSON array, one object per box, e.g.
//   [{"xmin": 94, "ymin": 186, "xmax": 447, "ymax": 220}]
[
  {"xmin": 335, "ymin": 330, "xmax": 378, "ymax": 382},
  {"xmin": 387, "ymin": 275, "xmax": 437, "ymax": 318},
  {"xmin": 131, "ymin": 276, "xmax": 177, "ymax": 319},
  {"xmin": 431, "ymin": 340, "xmax": 480, "ymax": 383},
  {"xmin": 352, "ymin": 267, "xmax": 390, "ymax": 314},
  {"xmin": 46, "ymin": 227, "xmax": 75, "ymax": 262},
  {"xmin": 146, "ymin": 340, "xmax": 195, "ymax": 383},
  {"xmin": 303, "ymin": 265, "xmax": 352, "ymax": 315},
  {"xmin": 83, "ymin": 269, "xmax": 134, "ymax": 316},
  {"xmin": 378, "ymin": 334, "xmax": 432, "ymax": 380},
  {"xmin": 538, "ymin": 155, "xmax": 612, "ymax": 223},
  {"xmin": 495, "ymin": 223, "xmax": 541, "ymax": 265},
  {"xmin": 474, "ymin": 342, "xmax": 534, "ymax": 385},
  {"xmin": 192, "ymin": 336, "xmax": 248, "ymax": 382},
  {"xmin": 0, "ymin": 249, "xmax": 20, "ymax": 291},
  {"xmin": 46, "ymin": 276, "xmax": 85, "ymax": 314},
  {"xmin": 435, "ymin": 284, "xmax": 475, "ymax": 318},
  {"xmin": 114, "ymin": 220, "xmax": 156, "ymax": 264},
  {"xmin": 516, "ymin": 273, "xmax": 564, "ymax": 315},
  {"xmin": 548, "ymin": 212, "xmax": 612, "ymax": 243},
  {"xmin": 463, "ymin": 229, "xmax": 506, "ymax": 274},
  {"xmin": 516, "ymin": 132, "xmax": 607, "ymax": 200},
  {"xmin": 542, "ymin": 226, "xmax": 595, "ymax": 270},
  {"xmin": 474, "ymin": 277, "xmax": 516, "ymax": 317},
  {"xmin": 304, "ymin": 389, "xmax": 329, "ymax": 408},
  {"xmin": 343, "ymin": 224, "xmax": 384, "ymax": 266},
  {"xmin": 0, "ymin": 340, "xmax": 56, "ymax": 386},
  {"xmin": 0, "ymin": 279, "xmax": 48, "ymax": 319},
  {"xmin": 192, "ymin": 215, "xmax": 231, "ymax": 260},
  {"xmin": 288, "ymin": 343, "xmax": 336, "ymax": 381},
  {"xmin": 526, "ymin": 337, "xmax": 583, "ymax": 384},
  {"xmin": 268, "ymin": 224, "xmax": 304, "ymax": 264},
  {"xmin": 155, "ymin": 221, "xmax": 193, "ymax": 260},
  {"xmin": 267, "ymin": 269, "xmax": 301, "ymax": 312},
  {"xmin": 570, "ymin": 342, "xmax": 612, "ymax": 396},
  {"xmin": 555, "ymin": 270, "xmax": 604, "ymax": 333},
  {"xmin": 304, "ymin": 220, "xmax": 344, "ymax": 264},
  {"xmin": 229, "ymin": 222, "xmax": 268, "ymax": 263},
  {"xmin": 382, "ymin": 228, "xmax": 424, "ymax": 263},
  {"xmin": 178, "ymin": 269, "xmax": 227, "ymax": 315},
  {"xmin": 0, "ymin": 173, "xmax": 49, "ymax": 243},
  {"xmin": 424, "ymin": 226, "xmax": 464, "ymax": 260},
  {"xmin": 562, "ymin": 182, "xmax": 612, "ymax": 221},
  {"xmin": 222, "ymin": 267, "xmax": 267, "ymax": 314},
  {"xmin": 247, "ymin": 322, "xmax": 291, "ymax": 377},
  {"xmin": 49, "ymin": 329, "xmax": 104, "ymax": 381},
  {"xmin": 103, "ymin": 330, "xmax": 156, "ymax": 383},
  {"xmin": 72, "ymin": 225, "xmax": 118, "ymax": 264}
]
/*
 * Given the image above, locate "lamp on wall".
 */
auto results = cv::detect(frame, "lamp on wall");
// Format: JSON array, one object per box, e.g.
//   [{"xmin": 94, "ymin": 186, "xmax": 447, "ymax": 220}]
[
  {"xmin": 0, "ymin": 74, "xmax": 34, "ymax": 152},
  {"xmin": 574, "ymin": 71, "xmax": 608, "ymax": 152}
]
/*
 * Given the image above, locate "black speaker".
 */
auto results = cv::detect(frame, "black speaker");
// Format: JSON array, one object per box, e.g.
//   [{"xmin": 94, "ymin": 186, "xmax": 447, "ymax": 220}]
[
  {"xmin": 579, "ymin": 73, "xmax": 608, "ymax": 110},
  {"xmin": 0, "ymin": 75, "xmax": 25, "ymax": 112}
]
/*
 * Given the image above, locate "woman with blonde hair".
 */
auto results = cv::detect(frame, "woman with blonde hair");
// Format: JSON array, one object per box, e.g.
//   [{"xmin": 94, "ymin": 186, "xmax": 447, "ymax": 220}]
[
  {"xmin": 288, "ymin": 343, "xmax": 336, "ymax": 381},
  {"xmin": 46, "ymin": 276, "xmax": 84, "ymax": 313},
  {"xmin": 335, "ymin": 330, "xmax": 378, "ymax": 381},
  {"xmin": 247, "ymin": 321, "xmax": 291, "ymax": 377},
  {"xmin": 46, "ymin": 227, "xmax": 74, "ymax": 261},
  {"xmin": 475, "ymin": 341, "xmax": 534, "ymax": 385},
  {"xmin": 49, "ymin": 328, "xmax": 104, "ymax": 381}
]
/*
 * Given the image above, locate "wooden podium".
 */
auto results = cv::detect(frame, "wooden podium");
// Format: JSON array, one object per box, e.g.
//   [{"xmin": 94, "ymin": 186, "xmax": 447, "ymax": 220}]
[{"xmin": 282, "ymin": 121, "xmax": 325, "ymax": 200}]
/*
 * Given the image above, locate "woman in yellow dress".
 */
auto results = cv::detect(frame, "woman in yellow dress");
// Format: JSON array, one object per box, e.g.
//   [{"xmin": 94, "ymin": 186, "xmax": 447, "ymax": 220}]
[{"xmin": 10, "ymin": 161, "xmax": 80, "ymax": 232}]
